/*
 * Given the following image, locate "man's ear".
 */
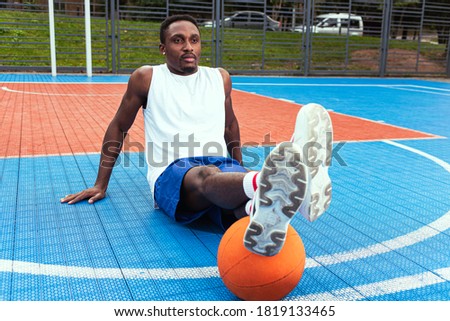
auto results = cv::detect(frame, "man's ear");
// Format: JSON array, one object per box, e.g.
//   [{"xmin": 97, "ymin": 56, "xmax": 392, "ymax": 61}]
[{"xmin": 159, "ymin": 44, "xmax": 166, "ymax": 55}]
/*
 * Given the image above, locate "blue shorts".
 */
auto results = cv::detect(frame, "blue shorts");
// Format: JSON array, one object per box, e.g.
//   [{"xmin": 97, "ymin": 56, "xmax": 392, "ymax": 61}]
[{"xmin": 154, "ymin": 156, "xmax": 247, "ymax": 229}]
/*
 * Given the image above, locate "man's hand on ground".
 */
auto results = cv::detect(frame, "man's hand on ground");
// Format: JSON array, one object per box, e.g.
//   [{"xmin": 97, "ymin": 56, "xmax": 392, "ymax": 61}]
[{"xmin": 60, "ymin": 186, "xmax": 106, "ymax": 204}]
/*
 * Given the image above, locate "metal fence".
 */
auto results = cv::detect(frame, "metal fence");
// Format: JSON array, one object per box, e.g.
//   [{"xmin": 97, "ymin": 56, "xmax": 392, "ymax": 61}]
[
  {"xmin": 0, "ymin": 0, "xmax": 449, "ymax": 77},
  {"xmin": 0, "ymin": 0, "xmax": 110, "ymax": 72}
]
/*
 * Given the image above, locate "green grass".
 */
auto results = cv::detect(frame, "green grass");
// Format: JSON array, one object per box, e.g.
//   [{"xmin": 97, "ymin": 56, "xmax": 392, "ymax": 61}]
[{"xmin": 0, "ymin": 10, "xmax": 447, "ymax": 74}]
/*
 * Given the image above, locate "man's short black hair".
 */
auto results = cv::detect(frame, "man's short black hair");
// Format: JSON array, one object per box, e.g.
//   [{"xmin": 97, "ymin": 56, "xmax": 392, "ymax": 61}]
[{"xmin": 160, "ymin": 15, "xmax": 200, "ymax": 44}]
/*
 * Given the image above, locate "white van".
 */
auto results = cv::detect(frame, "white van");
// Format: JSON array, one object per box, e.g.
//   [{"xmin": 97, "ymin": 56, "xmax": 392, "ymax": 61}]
[{"xmin": 295, "ymin": 13, "xmax": 364, "ymax": 36}]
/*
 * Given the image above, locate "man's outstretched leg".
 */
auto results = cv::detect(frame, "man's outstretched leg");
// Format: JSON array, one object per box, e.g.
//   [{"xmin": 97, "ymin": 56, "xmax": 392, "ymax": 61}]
[{"xmin": 244, "ymin": 104, "xmax": 333, "ymax": 256}]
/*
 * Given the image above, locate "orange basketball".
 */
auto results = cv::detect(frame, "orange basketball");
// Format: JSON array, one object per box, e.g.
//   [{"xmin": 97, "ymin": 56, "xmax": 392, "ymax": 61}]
[{"xmin": 217, "ymin": 216, "xmax": 306, "ymax": 301}]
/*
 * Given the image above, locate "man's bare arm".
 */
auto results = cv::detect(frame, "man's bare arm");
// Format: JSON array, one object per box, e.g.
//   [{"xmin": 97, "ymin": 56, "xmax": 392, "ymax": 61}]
[
  {"xmin": 220, "ymin": 68, "xmax": 243, "ymax": 165},
  {"xmin": 61, "ymin": 66, "xmax": 152, "ymax": 204}
]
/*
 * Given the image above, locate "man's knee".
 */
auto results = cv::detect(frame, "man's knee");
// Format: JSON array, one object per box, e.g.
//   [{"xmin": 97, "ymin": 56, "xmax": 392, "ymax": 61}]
[{"xmin": 183, "ymin": 165, "xmax": 220, "ymax": 195}]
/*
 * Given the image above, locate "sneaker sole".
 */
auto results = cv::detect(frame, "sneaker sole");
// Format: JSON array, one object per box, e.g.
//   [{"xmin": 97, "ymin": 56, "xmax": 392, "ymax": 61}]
[
  {"xmin": 243, "ymin": 142, "xmax": 307, "ymax": 256},
  {"xmin": 294, "ymin": 103, "xmax": 333, "ymax": 222}
]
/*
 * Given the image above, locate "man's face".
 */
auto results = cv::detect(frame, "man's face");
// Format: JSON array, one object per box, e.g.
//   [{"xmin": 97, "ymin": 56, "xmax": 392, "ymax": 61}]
[{"xmin": 160, "ymin": 20, "xmax": 201, "ymax": 75}]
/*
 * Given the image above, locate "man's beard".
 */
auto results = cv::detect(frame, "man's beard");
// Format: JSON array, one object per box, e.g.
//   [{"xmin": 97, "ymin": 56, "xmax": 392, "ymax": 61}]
[{"xmin": 182, "ymin": 66, "xmax": 197, "ymax": 74}]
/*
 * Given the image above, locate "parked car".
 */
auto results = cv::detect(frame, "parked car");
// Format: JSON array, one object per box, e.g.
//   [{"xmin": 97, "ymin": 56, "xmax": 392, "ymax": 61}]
[
  {"xmin": 202, "ymin": 11, "xmax": 281, "ymax": 31},
  {"xmin": 294, "ymin": 13, "xmax": 364, "ymax": 36}
]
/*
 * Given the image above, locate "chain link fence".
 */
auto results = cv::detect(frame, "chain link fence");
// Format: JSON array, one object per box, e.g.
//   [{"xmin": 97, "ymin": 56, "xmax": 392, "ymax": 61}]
[{"xmin": 0, "ymin": 0, "xmax": 449, "ymax": 77}]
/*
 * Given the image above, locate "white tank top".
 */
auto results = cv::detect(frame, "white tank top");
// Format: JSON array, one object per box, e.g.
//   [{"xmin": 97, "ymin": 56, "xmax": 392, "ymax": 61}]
[{"xmin": 143, "ymin": 64, "xmax": 228, "ymax": 196}]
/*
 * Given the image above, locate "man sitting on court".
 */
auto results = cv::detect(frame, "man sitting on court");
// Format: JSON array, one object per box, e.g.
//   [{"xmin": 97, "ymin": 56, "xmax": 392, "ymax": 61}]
[{"xmin": 60, "ymin": 14, "xmax": 333, "ymax": 257}]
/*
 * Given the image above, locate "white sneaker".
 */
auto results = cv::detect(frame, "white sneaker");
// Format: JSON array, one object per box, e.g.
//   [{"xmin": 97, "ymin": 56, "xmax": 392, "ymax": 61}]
[
  {"xmin": 243, "ymin": 142, "xmax": 308, "ymax": 256},
  {"xmin": 292, "ymin": 103, "xmax": 333, "ymax": 222}
]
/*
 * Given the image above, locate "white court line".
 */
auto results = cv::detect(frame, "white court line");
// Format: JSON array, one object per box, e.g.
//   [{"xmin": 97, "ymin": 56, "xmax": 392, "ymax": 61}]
[
  {"xmin": 233, "ymin": 82, "xmax": 450, "ymax": 96},
  {"xmin": 305, "ymin": 210, "xmax": 450, "ymax": 268},
  {"xmin": 0, "ymin": 140, "xmax": 448, "ymax": 298},
  {"xmin": 234, "ymin": 83, "xmax": 450, "ymax": 90},
  {"xmin": 234, "ymin": 83, "xmax": 406, "ymax": 87},
  {"xmin": 330, "ymin": 110, "xmax": 443, "ymax": 139},
  {"xmin": 3, "ymin": 80, "xmax": 449, "ymax": 92},
  {"xmin": 301, "ymin": 140, "xmax": 447, "ymax": 268},
  {"xmin": 408, "ymin": 85, "xmax": 450, "ymax": 92},
  {"xmin": 0, "ymin": 260, "xmax": 218, "ymax": 280},
  {"xmin": 1, "ymin": 86, "xmax": 122, "ymax": 97},
  {"xmin": 4, "ymin": 82, "xmax": 450, "ymax": 97},
  {"xmin": 1, "ymin": 207, "xmax": 449, "ymax": 281},
  {"xmin": 383, "ymin": 86, "xmax": 450, "ymax": 96},
  {"xmin": 288, "ymin": 266, "xmax": 450, "ymax": 301},
  {"xmin": 0, "ymin": 81, "xmax": 128, "ymax": 85},
  {"xmin": 384, "ymin": 140, "xmax": 450, "ymax": 172}
]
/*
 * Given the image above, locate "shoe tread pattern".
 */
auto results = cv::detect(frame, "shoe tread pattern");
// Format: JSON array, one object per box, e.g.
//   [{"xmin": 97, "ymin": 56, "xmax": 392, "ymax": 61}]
[{"xmin": 244, "ymin": 142, "xmax": 306, "ymax": 256}]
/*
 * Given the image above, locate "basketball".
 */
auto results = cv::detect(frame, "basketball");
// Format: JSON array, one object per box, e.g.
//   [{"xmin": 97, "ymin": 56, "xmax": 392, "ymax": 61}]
[{"xmin": 217, "ymin": 216, "xmax": 306, "ymax": 301}]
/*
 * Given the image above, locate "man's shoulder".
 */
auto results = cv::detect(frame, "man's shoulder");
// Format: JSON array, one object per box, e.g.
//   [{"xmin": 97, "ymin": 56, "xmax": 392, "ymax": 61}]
[
  {"xmin": 134, "ymin": 64, "xmax": 168, "ymax": 75},
  {"xmin": 132, "ymin": 64, "xmax": 168, "ymax": 82},
  {"xmin": 135, "ymin": 64, "xmax": 157, "ymax": 74},
  {"xmin": 128, "ymin": 65, "xmax": 155, "ymax": 96},
  {"xmin": 199, "ymin": 65, "xmax": 227, "ymax": 73},
  {"xmin": 200, "ymin": 66, "xmax": 230, "ymax": 81},
  {"xmin": 130, "ymin": 65, "xmax": 152, "ymax": 78}
]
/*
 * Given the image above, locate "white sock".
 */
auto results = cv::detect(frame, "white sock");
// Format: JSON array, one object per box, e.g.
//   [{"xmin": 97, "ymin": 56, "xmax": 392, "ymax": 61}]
[
  {"xmin": 245, "ymin": 199, "xmax": 254, "ymax": 216},
  {"xmin": 243, "ymin": 171, "xmax": 259, "ymax": 199}
]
